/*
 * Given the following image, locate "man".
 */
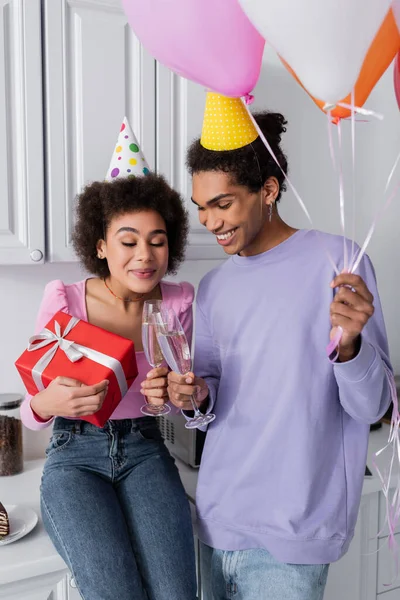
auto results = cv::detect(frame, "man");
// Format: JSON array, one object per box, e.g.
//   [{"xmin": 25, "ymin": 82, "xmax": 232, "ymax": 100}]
[{"xmin": 167, "ymin": 93, "xmax": 392, "ymax": 600}]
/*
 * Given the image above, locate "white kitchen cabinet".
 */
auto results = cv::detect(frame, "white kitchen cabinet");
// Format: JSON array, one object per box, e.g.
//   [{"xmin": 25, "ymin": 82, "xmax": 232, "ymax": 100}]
[
  {"xmin": 0, "ymin": 569, "xmax": 69, "ymax": 599},
  {"xmin": 156, "ymin": 65, "xmax": 225, "ymax": 260},
  {"xmin": 0, "ymin": 0, "xmax": 45, "ymax": 265},
  {"xmin": 0, "ymin": 0, "xmax": 222, "ymax": 266},
  {"xmin": 381, "ymin": 589, "xmax": 400, "ymax": 599},
  {"xmin": 50, "ymin": 574, "xmax": 81, "ymax": 600},
  {"xmin": 62, "ymin": 574, "xmax": 81, "ymax": 600},
  {"xmin": 377, "ymin": 533, "xmax": 400, "ymax": 595},
  {"xmin": 43, "ymin": 0, "xmax": 156, "ymax": 262},
  {"xmin": 67, "ymin": 584, "xmax": 82, "ymax": 600},
  {"xmin": 324, "ymin": 494, "xmax": 379, "ymax": 600}
]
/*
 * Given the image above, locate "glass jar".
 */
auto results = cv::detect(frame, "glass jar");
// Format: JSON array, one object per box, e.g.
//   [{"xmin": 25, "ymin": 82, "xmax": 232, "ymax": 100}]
[{"xmin": 0, "ymin": 394, "xmax": 23, "ymax": 476}]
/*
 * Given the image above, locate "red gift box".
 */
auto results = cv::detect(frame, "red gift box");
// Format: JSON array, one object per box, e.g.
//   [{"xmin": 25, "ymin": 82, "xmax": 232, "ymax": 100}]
[{"xmin": 15, "ymin": 310, "xmax": 138, "ymax": 427}]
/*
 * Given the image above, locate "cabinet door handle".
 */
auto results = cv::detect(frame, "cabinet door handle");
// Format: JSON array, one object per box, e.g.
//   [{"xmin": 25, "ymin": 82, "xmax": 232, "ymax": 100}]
[{"xmin": 30, "ymin": 249, "xmax": 43, "ymax": 262}]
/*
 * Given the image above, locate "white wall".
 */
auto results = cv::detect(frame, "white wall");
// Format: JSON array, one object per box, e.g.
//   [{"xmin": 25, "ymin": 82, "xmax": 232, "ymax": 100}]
[{"xmin": 1, "ymin": 47, "xmax": 399, "ymax": 460}]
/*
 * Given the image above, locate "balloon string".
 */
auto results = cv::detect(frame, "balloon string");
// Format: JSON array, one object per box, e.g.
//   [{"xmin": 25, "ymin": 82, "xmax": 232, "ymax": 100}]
[
  {"xmin": 351, "ymin": 150, "xmax": 400, "ymax": 273},
  {"xmin": 337, "ymin": 119, "xmax": 348, "ymax": 272},
  {"xmin": 324, "ymin": 102, "xmax": 384, "ymax": 120},
  {"xmin": 338, "ymin": 103, "xmax": 384, "ymax": 120},
  {"xmin": 371, "ymin": 364, "xmax": 400, "ymax": 585},
  {"xmin": 242, "ymin": 97, "xmax": 339, "ymax": 276},
  {"xmin": 326, "ymin": 112, "xmax": 348, "ymax": 272},
  {"xmin": 327, "ymin": 111, "xmax": 337, "ymax": 171},
  {"xmin": 324, "ymin": 99, "xmax": 399, "ymax": 275},
  {"xmin": 350, "ymin": 89, "xmax": 357, "ymax": 271},
  {"xmin": 385, "ymin": 149, "xmax": 400, "ymax": 195}
]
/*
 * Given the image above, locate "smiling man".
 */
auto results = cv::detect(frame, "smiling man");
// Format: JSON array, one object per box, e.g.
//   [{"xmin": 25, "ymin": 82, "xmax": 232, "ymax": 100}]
[{"xmin": 167, "ymin": 93, "xmax": 392, "ymax": 600}]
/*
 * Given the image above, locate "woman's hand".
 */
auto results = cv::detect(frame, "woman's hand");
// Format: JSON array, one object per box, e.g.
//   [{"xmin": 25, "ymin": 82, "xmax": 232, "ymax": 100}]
[
  {"xmin": 167, "ymin": 372, "xmax": 209, "ymax": 412},
  {"xmin": 30, "ymin": 377, "xmax": 109, "ymax": 420},
  {"xmin": 140, "ymin": 367, "xmax": 169, "ymax": 409}
]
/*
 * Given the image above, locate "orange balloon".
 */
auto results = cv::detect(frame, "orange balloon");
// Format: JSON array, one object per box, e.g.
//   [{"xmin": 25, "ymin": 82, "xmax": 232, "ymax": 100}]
[{"xmin": 281, "ymin": 9, "xmax": 400, "ymax": 121}]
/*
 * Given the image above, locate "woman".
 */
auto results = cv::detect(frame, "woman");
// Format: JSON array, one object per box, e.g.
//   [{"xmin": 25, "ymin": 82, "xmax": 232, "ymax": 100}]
[{"xmin": 20, "ymin": 174, "xmax": 197, "ymax": 600}]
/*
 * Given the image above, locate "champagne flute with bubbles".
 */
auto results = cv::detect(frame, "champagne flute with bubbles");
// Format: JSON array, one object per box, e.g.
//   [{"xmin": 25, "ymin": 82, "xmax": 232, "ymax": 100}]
[
  {"xmin": 141, "ymin": 300, "xmax": 171, "ymax": 416},
  {"xmin": 154, "ymin": 306, "xmax": 216, "ymax": 429}
]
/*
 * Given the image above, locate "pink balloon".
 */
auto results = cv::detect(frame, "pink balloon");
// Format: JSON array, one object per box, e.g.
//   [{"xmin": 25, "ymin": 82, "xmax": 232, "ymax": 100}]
[
  {"xmin": 394, "ymin": 51, "xmax": 400, "ymax": 110},
  {"xmin": 122, "ymin": 0, "xmax": 265, "ymax": 97}
]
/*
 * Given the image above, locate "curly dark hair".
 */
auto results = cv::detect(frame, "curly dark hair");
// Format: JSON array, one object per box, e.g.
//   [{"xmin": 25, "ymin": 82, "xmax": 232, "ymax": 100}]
[
  {"xmin": 187, "ymin": 112, "xmax": 288, "ymax": 202},
  {"xmin": 72, "ymin": 173, "xmax": 189, "ymax": 278}
]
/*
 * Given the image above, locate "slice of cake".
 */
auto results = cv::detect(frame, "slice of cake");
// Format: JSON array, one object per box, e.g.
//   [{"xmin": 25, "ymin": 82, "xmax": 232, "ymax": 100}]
[{"xmin": 0, "ymin": 503, "xmax": 9, "ymax": 540}]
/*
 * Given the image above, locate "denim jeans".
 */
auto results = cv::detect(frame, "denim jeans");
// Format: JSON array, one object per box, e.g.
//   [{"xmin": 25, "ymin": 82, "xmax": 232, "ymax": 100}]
[
  {"xmin": 200, "ymin": 542, "xmax": 329, "ymax": 600},
  {"xmin": 41, "ymin": 417, "xmax": 197, "ymax": 600}
]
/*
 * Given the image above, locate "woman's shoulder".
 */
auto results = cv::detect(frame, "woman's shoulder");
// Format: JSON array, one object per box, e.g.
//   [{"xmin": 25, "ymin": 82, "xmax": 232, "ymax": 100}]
[
  {"xmin": 41, "ymin": 279, "xmax": 87, "ymax": 318},
  {"xmin": 160, "ymin": 280, "xmax": 195, "ymax": 313}
]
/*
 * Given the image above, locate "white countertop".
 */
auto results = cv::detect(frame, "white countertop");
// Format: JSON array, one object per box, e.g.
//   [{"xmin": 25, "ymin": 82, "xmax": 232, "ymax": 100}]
[
  {"xmin": 0, "ymin": 424, "xmax": 396, "ymax": 587},
  {"xmin": 0, "ymin": 459, "xmax": 65, "ymax": 587},
  {"xmin": 0, "ymin": 456, "xmax": 198, "ymax": 587}
]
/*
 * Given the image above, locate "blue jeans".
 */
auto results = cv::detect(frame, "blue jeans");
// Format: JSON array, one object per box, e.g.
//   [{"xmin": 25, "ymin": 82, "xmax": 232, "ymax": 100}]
[
  {"xmin": 41, "ymin": 417, "xmax": 197, "ymax": 600},
  {"xmin": 200, "ymin": 542, "xmax": 329, "ymax": 600}
]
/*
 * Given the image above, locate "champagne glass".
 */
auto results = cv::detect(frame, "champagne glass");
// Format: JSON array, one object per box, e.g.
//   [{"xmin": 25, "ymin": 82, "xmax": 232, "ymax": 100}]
[
  {"xmin": 154, "ymin": 306, "xmax": 216, "ymax": 429},
  {"xmin": 141, "ymin": 300, "xmax": 171, "ymax": 416}
]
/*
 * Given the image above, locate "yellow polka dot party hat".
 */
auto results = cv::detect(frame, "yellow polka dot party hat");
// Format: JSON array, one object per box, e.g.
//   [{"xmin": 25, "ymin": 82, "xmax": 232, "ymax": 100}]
[
  {"xmin": 106, "ymin": 117, "xmax": 150, "ymax": 180},
  {"xmin": 200, "ymin": 92, "xmax": 259, "ymax": 151}
]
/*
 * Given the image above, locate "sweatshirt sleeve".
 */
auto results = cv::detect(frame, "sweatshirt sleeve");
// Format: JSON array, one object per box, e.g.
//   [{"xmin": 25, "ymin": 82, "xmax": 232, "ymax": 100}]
[
  {"xmin": 334, "ymin": 255, "xmax": 392, "ymax": 424},
  {"xmin": 20, "ymin": 280, "xmax": 69, "ymax": 431}
]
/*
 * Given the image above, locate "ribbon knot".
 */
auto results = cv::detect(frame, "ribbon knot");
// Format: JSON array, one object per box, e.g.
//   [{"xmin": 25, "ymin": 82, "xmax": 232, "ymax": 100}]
[
  {"xmin": 58, "ymin": 338, "xmax": 83, "ymax": 362},
  {"xmin": 26, "ymin": 314, "xmax": 128, "ymax": 397},
  {"xmin": 243, "ymin": 93, "xmax": 254, "ymax": 106},
  {"xmin": 28, "ymin": 317, "xmax": 83, "ymax": 364}
]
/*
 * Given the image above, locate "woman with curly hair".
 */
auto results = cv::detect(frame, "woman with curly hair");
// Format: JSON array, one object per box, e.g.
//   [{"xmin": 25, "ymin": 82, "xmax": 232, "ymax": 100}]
[{"xmin": 20, "ymin": 173, "xmax": 197, "ymax": 600}]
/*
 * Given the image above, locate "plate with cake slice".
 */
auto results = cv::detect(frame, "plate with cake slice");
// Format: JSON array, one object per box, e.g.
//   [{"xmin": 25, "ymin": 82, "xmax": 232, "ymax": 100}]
[{"xmin": 0, "ymin": 503, "xmax": 38, "ymax": 546}]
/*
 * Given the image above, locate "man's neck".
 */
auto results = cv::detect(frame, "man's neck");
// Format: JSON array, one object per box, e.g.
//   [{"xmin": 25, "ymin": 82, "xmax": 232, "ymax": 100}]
[{"xmin": 239, "ymin": 219, "xmax": 298, "ymax": 257}]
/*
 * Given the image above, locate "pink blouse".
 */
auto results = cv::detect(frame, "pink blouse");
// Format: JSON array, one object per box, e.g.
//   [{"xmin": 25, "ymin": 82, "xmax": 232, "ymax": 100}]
[{"xmin": 21, "ymin": 278, "xmax": 194, "ymax": 430}]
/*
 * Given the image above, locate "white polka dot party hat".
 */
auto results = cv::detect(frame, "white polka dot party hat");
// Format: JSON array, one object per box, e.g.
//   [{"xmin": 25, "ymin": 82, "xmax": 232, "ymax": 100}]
[
  {"xmin": 200, "ymin": 92, "xmax": 258, "ymax": 151},
  {"xmin": 105, "ymin": 117, "xmax": 150, "ymax": 180}
]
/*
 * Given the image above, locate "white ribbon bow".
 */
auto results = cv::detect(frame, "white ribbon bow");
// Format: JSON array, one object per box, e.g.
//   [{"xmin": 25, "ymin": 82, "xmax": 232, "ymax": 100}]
[{"xmin": 28, "ymin": 316, "xmax": 128, "ymax": 397}]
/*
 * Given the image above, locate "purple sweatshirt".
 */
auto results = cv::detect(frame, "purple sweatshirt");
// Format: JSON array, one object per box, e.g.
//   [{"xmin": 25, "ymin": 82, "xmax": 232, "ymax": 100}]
[{"xmin": 194, "ymin": 229, "xmax": 391, "ymax": 564}]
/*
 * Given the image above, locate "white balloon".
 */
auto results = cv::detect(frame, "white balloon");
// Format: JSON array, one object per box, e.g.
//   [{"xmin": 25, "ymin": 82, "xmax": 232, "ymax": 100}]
[{"xmin": 239, "ymin": 0, "xmax": 392, "ymax": 104}]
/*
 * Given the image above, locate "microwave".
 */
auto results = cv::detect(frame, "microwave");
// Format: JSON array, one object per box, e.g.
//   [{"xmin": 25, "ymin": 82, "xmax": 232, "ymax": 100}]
[{"xmin": 157, "ymin": 413, "xmax": 206, "ymax": 468}]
